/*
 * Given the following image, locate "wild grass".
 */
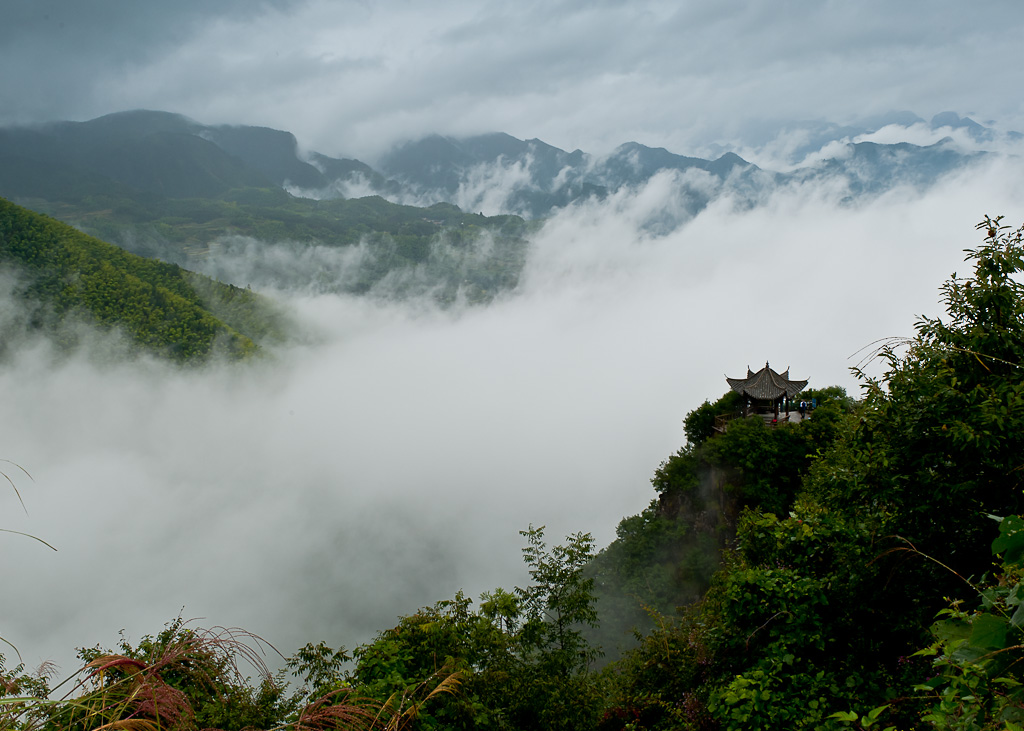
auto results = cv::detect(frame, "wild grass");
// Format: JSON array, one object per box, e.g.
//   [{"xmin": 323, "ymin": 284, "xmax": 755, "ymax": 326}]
[
  {"xmin": 1, "ymin": 617, "xmax": 461, "ymax": 731},
  {"xmin": 0, "ymin": 461, "xmax": 55, "ymax": 553},
  {"xmin": 1, "ymin": 461, "xmax": 56, "ymax": 668}
]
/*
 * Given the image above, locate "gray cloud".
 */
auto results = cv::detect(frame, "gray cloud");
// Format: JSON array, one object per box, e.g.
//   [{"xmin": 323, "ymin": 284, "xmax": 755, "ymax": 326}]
[
  {"xmin": 2, "ymin": 1, "xmax": 1022, "ymax": 156},
  {"xmin": 0, "ymin": 0, "xmax": 294, "ymax": 124}
]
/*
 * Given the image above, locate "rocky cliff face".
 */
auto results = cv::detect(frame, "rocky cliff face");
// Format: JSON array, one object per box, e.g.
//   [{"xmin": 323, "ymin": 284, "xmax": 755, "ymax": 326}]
[{"xmin": 650, "ymin": 461, "xmax": 739, "ymax": 606}]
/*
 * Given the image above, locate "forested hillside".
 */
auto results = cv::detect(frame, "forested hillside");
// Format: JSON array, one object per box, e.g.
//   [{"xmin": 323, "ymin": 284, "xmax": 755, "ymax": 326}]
[
  {"xmin": 0, "ymin": 197, "xmax": 284, "ymax": 361},
  {"xmin": 0, "ymin": 111, "xmax": 532, "ymax": 303},
  {"xmin": 3, "ymin": 217, "xmax": 1024, "ymax": 730},
  {"xmin": 32, "ymin": 189, "xmax": 530, "ymax": 303}
]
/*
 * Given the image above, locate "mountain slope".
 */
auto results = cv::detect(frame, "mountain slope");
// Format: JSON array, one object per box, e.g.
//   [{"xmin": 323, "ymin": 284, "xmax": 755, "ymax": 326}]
[
  {"xmin": 0, "ymin": 111, "xmax": 532, "ymax": 304},
  {"xmin": 201, "ymin": 124, "xmax": 327, "ymax": 189},
  {"xmin": 0, "ymin": 196, "xmax": 283, "ymax": 361},
  {"xmin": 0, "ymin": 111, "xmax": 273, "ymax": 200}
]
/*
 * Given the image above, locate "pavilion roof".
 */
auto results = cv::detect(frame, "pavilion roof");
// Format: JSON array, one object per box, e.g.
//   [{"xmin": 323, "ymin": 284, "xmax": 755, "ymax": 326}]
[{"xmin": 726, "ymin": 362, "xmax": 808, "ymax": 400}]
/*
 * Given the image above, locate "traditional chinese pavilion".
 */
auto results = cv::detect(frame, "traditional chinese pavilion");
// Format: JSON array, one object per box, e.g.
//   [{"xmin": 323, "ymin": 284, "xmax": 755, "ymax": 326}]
[{"xmin": 726, "ymin": 362, "xmax": 808, "ymax": 420}]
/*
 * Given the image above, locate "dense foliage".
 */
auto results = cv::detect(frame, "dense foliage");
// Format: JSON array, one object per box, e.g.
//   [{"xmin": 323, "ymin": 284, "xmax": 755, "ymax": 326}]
[
  {"xmin": 0, "ymin": 197, "xmax": 285, "ymax": 361},
  {"xmin": 22, "ymin": 191, "xmax": 530, "ymax": 305},
  {"xmin": 319, "ymin": 526, "xmax": 606, "ymax": 731},
  {"xmin": 588, "ymin": 382, "xmax": 852, "ymax": 658},
  {"xmin": 603, "ymin": 216, "xmax": 1024, "ymax": 730}
]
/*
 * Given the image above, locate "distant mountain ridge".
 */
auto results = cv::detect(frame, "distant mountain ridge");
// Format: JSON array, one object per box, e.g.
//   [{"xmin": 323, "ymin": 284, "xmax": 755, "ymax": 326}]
[
  {"xmin": 374, "ymin": 132, "xmax": 770, "ymax": 218},
  {"xmin": 704, "ymin": 110, "xmax": 1018, "ymax": 164},
  {"xmin": 0, "ymin": 110, "xmax": 343, "ymax": 200},
  {"xmin": 373, "ymin": 113, "xmax": 997, "ymax": 220},
  {"xmin": 0, "ymin": 109, "xmax": 1002, "ymax": 226}
]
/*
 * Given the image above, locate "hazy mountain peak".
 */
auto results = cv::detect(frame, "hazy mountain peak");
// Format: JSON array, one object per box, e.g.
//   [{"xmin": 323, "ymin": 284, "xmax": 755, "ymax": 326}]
[
  {"xmin": 80, "ymin": 109, "xmax": 200, "ymax": 138},
  {"xmin": 855, "ymin": 110, "xmax": 926, "ymax": 130},
  {"xmin": 931, "ymin": 111, "xmax": 984, "ymax": 131},
  {"xmin": 457, "ymin": 132, "xmax": 530, "ymax": 160}
]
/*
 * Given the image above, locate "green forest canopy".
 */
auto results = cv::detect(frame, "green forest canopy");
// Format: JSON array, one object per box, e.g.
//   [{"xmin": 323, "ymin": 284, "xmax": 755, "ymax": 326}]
[{"xmin": 0, "ymin": 196, "xmax": 285, "ymax": 362}]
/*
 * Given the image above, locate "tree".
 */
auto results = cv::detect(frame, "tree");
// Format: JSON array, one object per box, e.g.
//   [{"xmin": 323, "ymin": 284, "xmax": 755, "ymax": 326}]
[
  {"xmin": 683, "ymin": 391, "xmax": 742, "ymax": 446},
  {"xmin": 516, "ymin": 525, "xmax": 600, "ymax": 673},
  {"xmin": 343, "ymin": 528, "xmax": 603, "ymax": 731},
  {"xmin": 843, "ymin": 216, "xmax": 1024, "ymax": 605},
  {"xmin": 503, "ymin": 526, "xmax": 604, "ymax": 731}
]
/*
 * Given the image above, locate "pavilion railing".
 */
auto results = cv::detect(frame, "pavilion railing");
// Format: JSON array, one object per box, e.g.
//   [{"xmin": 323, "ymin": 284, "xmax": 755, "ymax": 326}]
[
  {"xmin": 714, "ymin": 410, "xmax": 791, "ymax": 434},
  {"xmin": 713, "ymin": 413, "xmax": 737, "ymax": 433}
]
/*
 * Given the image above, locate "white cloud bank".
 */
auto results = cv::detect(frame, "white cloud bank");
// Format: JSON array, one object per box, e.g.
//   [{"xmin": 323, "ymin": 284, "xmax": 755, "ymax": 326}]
[{"xmin": 2, "ymin": 154, "xmax": 1023, "ymax": 677}]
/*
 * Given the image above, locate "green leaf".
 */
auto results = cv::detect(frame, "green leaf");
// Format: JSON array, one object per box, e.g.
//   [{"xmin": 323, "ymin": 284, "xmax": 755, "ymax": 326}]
[
  {"xmin": 969, "ymin": 613, "xmax": 1008, "ymax": 650},
  {"xmin": 1009, "ymin": 602, "xmax": 1024, "ymax": 629},
  {"xmin": 867, "ymin": 704, "xmax": 889, "ymax": 720},
  {"xmin": 828, "ymin": 710, "xmax": 859, "ymax": 721},
  {"xmin": 932, "ymin": 618, "xmax": 971, "ymax": 644},
  {"xmin": 992, "ymin": 515, "xmax": 1024, "ymax": 564}
]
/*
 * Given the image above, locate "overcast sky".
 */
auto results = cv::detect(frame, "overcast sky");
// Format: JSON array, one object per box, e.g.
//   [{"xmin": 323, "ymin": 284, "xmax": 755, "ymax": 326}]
[{"xmin": 2, "ymin": 0, "xmax": 1024, "ymax": 157}]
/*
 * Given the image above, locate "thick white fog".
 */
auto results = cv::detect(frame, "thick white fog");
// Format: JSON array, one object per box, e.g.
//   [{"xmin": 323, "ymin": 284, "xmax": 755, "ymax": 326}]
[{"xmin": 3, "ymin": 156, "xmax": 1023, "ymax": 677}]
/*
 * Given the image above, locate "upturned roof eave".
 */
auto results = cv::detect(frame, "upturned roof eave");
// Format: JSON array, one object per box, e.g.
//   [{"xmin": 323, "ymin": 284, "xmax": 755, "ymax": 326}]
[{"xmin": 726, "ymin": 363, "xmax": 808, "ymax": 400}]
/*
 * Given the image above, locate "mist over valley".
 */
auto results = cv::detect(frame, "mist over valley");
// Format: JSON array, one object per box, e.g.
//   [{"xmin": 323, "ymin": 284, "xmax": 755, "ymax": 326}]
[{"xmin": 2, "ymin": 110, "xmax": 1022, "ymax": 678}]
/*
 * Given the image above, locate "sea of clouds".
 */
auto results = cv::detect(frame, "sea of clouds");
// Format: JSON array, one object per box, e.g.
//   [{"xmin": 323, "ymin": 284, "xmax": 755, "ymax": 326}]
[{"xmin": 2, "ymin": 149, "xmax": 1023, "ymax": 679}]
